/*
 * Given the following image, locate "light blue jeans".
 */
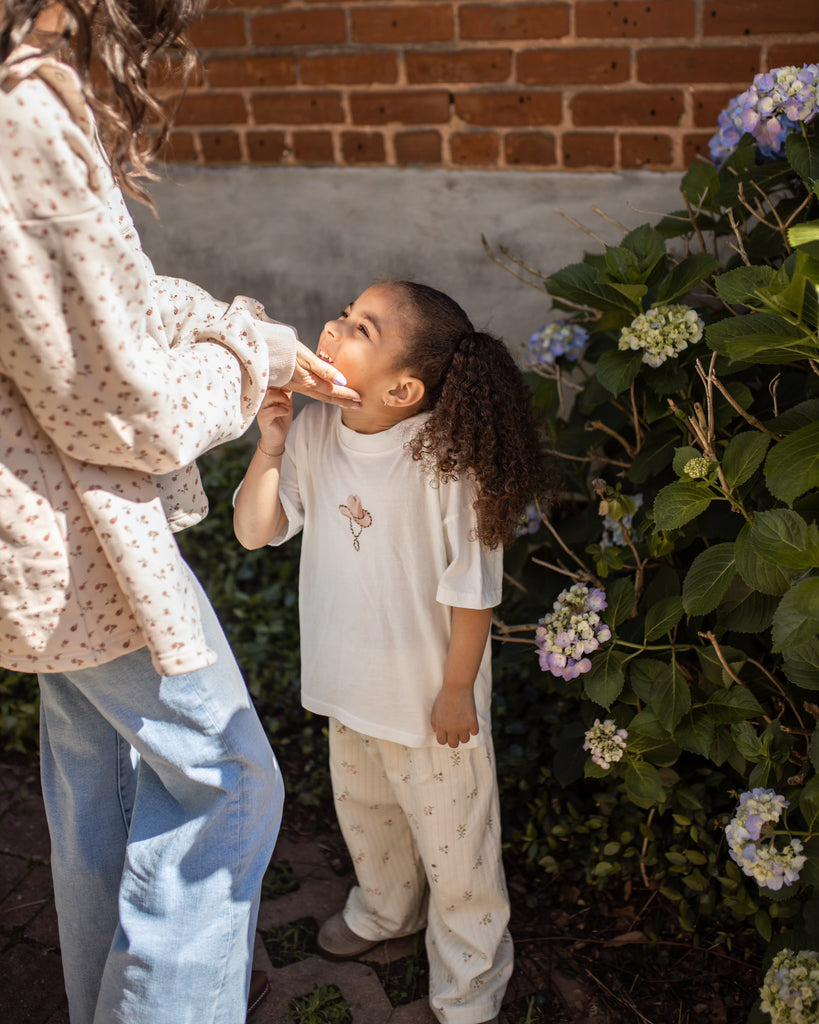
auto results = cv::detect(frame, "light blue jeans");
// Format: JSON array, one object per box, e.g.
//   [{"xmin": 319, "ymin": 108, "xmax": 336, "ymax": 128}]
[{"xmin": 38, "ymin": 569, "xmax": 283, "ymax": 1024}]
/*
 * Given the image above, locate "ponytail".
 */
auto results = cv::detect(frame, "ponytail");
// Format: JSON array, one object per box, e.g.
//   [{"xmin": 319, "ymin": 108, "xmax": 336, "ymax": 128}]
[{"xmin": 394, "ymin": 280, "xmax": 550, "ymax": 548}]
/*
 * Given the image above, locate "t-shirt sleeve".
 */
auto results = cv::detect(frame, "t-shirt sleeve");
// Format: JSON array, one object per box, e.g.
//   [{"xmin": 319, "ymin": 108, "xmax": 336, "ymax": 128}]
[{"xmin": 436, "ymin": 478, "xmax": 503, "ymax": 610}]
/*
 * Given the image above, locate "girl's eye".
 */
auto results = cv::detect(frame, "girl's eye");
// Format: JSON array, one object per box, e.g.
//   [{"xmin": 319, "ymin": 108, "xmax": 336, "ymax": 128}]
[
  {"xmin": 357, "ymin": 323, "xmax": 370, "ymax": 338},
  {"xmin": 339, "ymin": 310, "xmax": 348, "ymax": 319}
]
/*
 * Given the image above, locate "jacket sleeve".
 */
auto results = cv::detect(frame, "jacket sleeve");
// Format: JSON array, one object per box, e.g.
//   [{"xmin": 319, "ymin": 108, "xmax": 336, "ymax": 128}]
[{"xmin": 0, "ymin": 69, "xmax": 296, "ymax": 475}]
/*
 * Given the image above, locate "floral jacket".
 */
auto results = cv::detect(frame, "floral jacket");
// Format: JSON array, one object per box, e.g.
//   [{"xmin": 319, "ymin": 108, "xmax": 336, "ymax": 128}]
[{"xmin": 0, "ymin": 50, "xmax": 297, "ymax": 676}]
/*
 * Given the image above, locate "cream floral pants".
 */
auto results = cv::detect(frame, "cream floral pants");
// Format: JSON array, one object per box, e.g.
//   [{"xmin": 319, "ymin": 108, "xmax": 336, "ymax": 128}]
[{"xmin": 328, "ymin": 719, "xmax": 513, "ymax": 1024}]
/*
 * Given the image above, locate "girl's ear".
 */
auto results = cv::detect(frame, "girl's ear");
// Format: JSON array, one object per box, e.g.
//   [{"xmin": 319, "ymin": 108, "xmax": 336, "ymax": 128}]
[{"xmin": 386, "ymin": 376, "xmax": 425, "ymax": 408}]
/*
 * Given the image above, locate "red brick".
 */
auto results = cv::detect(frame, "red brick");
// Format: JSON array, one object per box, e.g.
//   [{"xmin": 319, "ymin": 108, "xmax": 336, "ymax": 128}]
[
  {"xmin": 351, "ymin": 6, "xmax": 454, "ymax": 43},
  {"xmin": 175, "ymin": 93, "xmax": 247, "ymax": 126},
  {"xmin": 563, "ymin": 132, "xmax": 615, "ymax": 167},
  {"xmin": 209, "ymin": 0, "xmax": 283, "ymax": 7},
  {"xmin": 638, "ymin": 46, "xmax": 760, "ymax": 85},
  {"xmin": 505, "ymin": 131, "xmax": 557, "ymax": 165},
  {"xmin": 189, "ymin": 13, "xmax": 246, "ymax": 48},
  {"xmin": 693, "ymin": 88, "xmax": 740, "ymax": 128},
  {"xmin": 684, "ymin": 132, "xmax": 716, "ymax": 165},
  {"xmin": 768, "ymin": 45, "xmax": 819, "ymax": 69},
  {"xmin": 251, "ymin": 10, "xmax": 346, "ymax": 46},
  {"xmin": 159, "ymin": 132, "xmax": 198, "ymax": 163},
  {"xmin": 518, "ymin": 47, "xmax": 629, "ymax": 85},
  {"xmin": 621, "ymin": 132, "xmax": 674, "ymax": 167},
  {"xmin": 206, "ymin": 56, "xmax": 296, "ymax": 89},
  {"xmin": 406, "ymin": 50, "xmax": 512, "ymax": 84},
  {"xmin": 247, "ymin": 130, "xmax": 287, "ymax": 162},
  {"xmin": 395, "ymin": 130, "xmax": 443, "ymax": 164},
  {"xmin": 252, "ymin": 91, "xmax": 345, "ymax": 124},
  {"xmin": 199, "ymin": 131, "xmax": 242, "ymax": 163},
  {"xmin": 704, "ymin": 2, "xmax": 819, "ymax": 36},
  {"xmin": 460, "ymin": 3, "xmax": 568, "ymax": 40},
  {"xmin": 456, "ymin": 91, "xmax": 561, "ymax": 126},
  {"xmin": 350, "ymin": 90, "xmax": 450, "ymax": 125},
  {"xmin": 450, "ymin": 131, "xmax": 500, "ymax": 164},
  {"xmin": 341, "ymin": 131, "xmax": 387, "ymax": 163},
  {"xmin": 576, "ymin": 0, "xmax": 695, "ymax": 38},
  {"xmin": 572, "ymin": 89, "xmax": 683, "ymax": 126},
  {"xmin": 292, "ymin": 131, "xmax": 335, "ymax": 162},
  {"xmin": 301, "ymin": 53, "xmax": 398, "ymax": 86}
]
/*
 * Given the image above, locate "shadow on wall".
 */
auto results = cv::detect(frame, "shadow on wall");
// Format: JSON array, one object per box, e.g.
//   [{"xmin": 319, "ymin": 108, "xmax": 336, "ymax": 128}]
[{"xmin": 130, "ymin": 165, "xmax": 683, "ymax": 352}]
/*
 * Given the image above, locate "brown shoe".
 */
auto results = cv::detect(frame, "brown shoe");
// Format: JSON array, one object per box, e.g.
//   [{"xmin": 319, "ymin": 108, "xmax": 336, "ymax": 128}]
[
  {"xmin": 317, "ymin": 912, "xmax": 380, "ymax": 959},
  {"xmin": 247, "ymin": 970, "xmax": 271, "ymax": 1018}
]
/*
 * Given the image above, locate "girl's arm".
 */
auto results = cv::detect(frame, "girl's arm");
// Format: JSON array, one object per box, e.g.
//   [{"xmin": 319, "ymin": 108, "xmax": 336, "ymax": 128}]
[
  {"xmin": 430, "ymin": 606, "xmax": 493, "ymax": 748},
  {"xmin": 233, "ymin": 388, "xmax": 293, "ymax": 549}
]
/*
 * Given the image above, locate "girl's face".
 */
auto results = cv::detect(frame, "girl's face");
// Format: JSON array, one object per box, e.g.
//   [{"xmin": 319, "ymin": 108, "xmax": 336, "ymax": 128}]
[{"xmin": 317, "ymin": 284, "xmax": 412, "ymax": 405}]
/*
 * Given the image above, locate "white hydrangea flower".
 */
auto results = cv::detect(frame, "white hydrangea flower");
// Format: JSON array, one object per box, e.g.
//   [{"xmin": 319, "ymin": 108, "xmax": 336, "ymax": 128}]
[
  {"xmin": 583, "ymin": 718, "xmax": 628, "ymax": 770},
  {"xmin": 725, "ymin": 788, "xmax": 806, "ymax": 892},
  {"xmin": 618, "ymin": 304, "xmax": 704, "ymax": 368},
  {"xmin": 535, "ymin": 584, "xmax": 611, "ymax": 681},
  {"xmin": 600, "ymin": 493, "xmax": 643, "ymax": 549},
  {"xmin": 759, "ymin": 948, "xmax": 819, "ymax": 1024}
]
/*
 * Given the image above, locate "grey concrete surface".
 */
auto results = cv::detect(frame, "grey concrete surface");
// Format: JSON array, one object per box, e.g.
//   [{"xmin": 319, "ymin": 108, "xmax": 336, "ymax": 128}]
[{"xmin": 131, "ymin": 166, "xmax": 684, "ymax": 352}]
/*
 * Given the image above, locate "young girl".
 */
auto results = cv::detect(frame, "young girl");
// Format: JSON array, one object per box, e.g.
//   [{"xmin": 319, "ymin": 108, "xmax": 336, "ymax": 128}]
[{"xmin": 234, "ymin": 280, "xmax": 547, "ymax": 1024}]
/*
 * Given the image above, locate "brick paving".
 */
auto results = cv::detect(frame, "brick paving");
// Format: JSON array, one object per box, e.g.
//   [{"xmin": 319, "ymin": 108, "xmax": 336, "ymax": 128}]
[{"xmin": 2, "ymin": 761, "xmax": 516, "ymax": 1024}]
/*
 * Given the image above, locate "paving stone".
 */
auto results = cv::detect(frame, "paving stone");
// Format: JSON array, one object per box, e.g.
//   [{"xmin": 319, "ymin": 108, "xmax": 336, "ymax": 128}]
[
  {"xmin": 1, "ymin": 863, "xmax": 53, "ymax": 929},
  {"xmin": 0, "ymin": 943, "xmax": 66, "ymax": 1024},
  {"xmin": 0, "ymin": 791, "xmax": 51, "ymax": 861},
  {"xmin": 0, "ymin": 852, "xmax": 29, "ymax": 906}
]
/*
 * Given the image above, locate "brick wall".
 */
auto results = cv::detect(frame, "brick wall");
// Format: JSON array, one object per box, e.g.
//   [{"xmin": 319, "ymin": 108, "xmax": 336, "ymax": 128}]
[{"xmin": 161, "ymin": 0, "xmax": 819, "ymax": 171}]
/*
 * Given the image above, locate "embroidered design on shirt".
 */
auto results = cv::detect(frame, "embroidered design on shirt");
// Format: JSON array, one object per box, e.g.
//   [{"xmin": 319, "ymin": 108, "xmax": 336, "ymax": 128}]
[{"xmin": 339, "ymin": 494, "xmax": 372, "ymax": 551}]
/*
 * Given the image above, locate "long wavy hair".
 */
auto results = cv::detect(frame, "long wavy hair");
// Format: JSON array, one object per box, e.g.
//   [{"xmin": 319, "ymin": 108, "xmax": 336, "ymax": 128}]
[
  {"xmin": 0, "ymin": 0, "xmax": 205, "ymax": 202},
  {"xmin": 390, "ymin": 280, "xmax": 553, "ymax": 549}
]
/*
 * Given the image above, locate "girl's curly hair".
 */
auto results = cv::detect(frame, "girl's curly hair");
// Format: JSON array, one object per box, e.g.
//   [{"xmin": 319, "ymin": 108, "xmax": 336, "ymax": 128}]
[
  {"xmin": 392, "ymin": 280, "xmax": 553, "ymax": 549},
  {"xmin": 0, "ymin": 0, "xmax": 205, "ymax": 204}
]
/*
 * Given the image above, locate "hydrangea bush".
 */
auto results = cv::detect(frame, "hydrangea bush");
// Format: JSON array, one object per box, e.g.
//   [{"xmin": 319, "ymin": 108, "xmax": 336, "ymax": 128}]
[{"xmin": 491, "ymin": 64, "xmax": 819, "ymax": 1022}]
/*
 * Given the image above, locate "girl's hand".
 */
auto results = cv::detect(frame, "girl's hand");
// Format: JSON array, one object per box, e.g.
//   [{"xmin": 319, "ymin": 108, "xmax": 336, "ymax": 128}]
[
  {"xmin": 257, "ymin": 387, "xmax": 293, "ymax": 451},
  {"xmin": 430, "ymin": 687, "xmax": 479, "ymax": 749},
  {"xmin": 289, "ymin": 341, "xmax": 361, "ymax": 408}
]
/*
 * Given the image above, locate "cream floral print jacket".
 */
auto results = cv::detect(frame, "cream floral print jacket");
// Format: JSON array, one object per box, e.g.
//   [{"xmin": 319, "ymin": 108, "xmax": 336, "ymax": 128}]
[{"xmin": 0, "ymin": 50, "xmax": 297, "ymax": 676}]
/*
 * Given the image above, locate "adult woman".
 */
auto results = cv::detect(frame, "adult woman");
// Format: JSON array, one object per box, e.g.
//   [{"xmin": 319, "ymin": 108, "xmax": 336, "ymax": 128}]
[{"xmin": 0, "ymin": 3, "xmax": 358, "ymax": 1022}]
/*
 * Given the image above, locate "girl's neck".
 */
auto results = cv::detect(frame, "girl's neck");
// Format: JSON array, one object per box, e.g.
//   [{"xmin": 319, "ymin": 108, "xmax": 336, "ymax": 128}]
[{"xmin": 340, "ymin": 404, "xmax": 418, "ymax": 434}]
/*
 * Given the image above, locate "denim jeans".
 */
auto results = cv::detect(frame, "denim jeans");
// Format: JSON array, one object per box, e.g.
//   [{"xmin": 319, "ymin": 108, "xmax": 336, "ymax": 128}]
[{"xmin": 38, "ymin": 568, "xmax": 283, "ymax": 1024}]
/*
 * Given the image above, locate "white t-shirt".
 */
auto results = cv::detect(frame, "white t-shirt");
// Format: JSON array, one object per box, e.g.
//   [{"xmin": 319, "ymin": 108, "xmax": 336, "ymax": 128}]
[{"xmin": 271, "ymin": 404, "xmax": 503, "ymax": 748}]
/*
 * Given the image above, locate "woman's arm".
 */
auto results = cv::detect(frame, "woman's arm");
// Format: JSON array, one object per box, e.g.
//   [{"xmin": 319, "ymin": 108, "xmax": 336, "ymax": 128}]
[
  {"xmin": 430, "ymin": 606, "xmax": 493, "ymax": 748},
  {"xmin": 233, "ymin": 388, "xmax": 292, "ymax": 549}
]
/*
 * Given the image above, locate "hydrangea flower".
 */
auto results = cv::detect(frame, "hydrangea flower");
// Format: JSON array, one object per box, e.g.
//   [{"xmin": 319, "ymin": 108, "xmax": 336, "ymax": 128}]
[
  {"xmin": 583, "ymin": 719, "xmax": 628, "ymax": 770},
  {"xmin": 725, "ymin": 788, "xmax": 807, "ymax": 892},
  {"xmin": 683, "ymin": 457, "xmax": 712, "ymax": 479},
  {"xmin": 600, "ymin": 493, "xmax": 643, "ymax": 549},
  {"xmin": 527, "ymin": 321, "xmax": 588, "ymax": 366},
  {"xmin": 535, "ymin": 583, "xmax": 611, "ymax": 680},
  {"xmin": 710, "ymin": 64, "xmax": 819, "ymax": 166},
  {"xmin": 759, "ymin": 948, "xmax": 819, "ymax": 1024},
  {"xmin": 618, "ymin": 305, "xmax": 704, "ymax": 368},
  {"xmin": 515, "ymin": 503, "xmax": 541, "ymax": 537}
]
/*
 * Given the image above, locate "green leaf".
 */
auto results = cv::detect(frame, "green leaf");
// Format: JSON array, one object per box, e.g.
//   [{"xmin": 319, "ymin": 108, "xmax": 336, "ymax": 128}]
[
  {"xmin": 705, "ymin": 686, "xmax": 765, "ymax": 724},
  {"xmin": 602, "ymin": 576, "xmax": 635, "ymax": 628},
  {"xmin": 788, "ymin": 218, "xmax": 819, "ymax": 249},
  {"xmin": 718, "ymin": 577, "xmax": 778, "ymax": 634},
  {"xmin": 772, "ymin": 579, "xmax": 819, "ymax": 653},
  {"xmin": 783, "ymin": 638, "xmax": 819, "ymax": 691},
  {"xmin": 595, "ymin": 348, "xmax": 644, "ymax": 396},
  {"xmin": 672, "ymin": 446, "xmax": 702, "ymax": 477},
  {"xmin": 714, "ymin": 265, "xmax": 776, "ymax": 307},
  {"xmin": 735, "ymin": 521, "xmax": 796, "ymax": 596},
  {"xmin": 674, "ymin": 710, "xmax": 716, "ymax": 757},
  {"xmin": 706, "ymin": 312, "xmax": 817, "ymax": 364},
  {"xmin": 623, "ymin": 760, "xmax": 663, "ymax": 809},
  {"xmin": 721, "ymin": 432, "xmax": 772, "ymax": 490},
  {"xmin": 796, "ymin": 776, "xmax": 819, "ymax": 831},
  {"xmin": 621, "ymin": 223, "xmax": 668, "ymax": 278},
  {"xmin": 629, "ymin": 431, "xmax": 679, "ymax": 484},
  {"xmin": 644, "ymin": 595, "xmax": 685, "ymax": 641},
  {"xmin": 605, "ymin": 245, "xmax": 640, "ymax": 283},
  {"xmin": 731, "ymin": 720, "xmax": 763, "ymax": 760},
  {"xmin": 812, "ymin": 725, "xmax": 819, "ymax": 772},
  {"xmin": 583, "ymin": 647, "xmax": 626, "ymax": 709},
  {"xmin": 747, "ymin": 508, "xmax": 819, "ymax": 570},
  {"xmin": 786, "ymin": 130, "xmax": 819, "ymax": 184},
  {"xmin": 682, "ymin": 543, "xmax": 736, "ymax": 616},
  {"xmin": 765, "ymin": 421, "xmax": 819, "ymax": 505},
  {"xmin": 681, "ymin": 160, "xmax": 721, "ymax": 213},
  {"xmin": 651, "ymin": 659, "xmax": 691, "ymax": 732},
  {"xmin": 793, "ymin": 577, "xmax": 819, "ymax": 619},
  {"xmin": 653, "ymin": 480, "xmax": 713, "ymax": 530},
  {"xmin": 628, "ymin": 659, "xmax": 668, "ymax": 703},
  {"xmin": 655, "ymin": 253, "xmax": 720, "ymax": 304}
]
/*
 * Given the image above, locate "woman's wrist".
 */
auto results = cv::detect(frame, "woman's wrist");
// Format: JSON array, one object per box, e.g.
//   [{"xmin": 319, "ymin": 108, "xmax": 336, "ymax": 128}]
[{"xmin": 257, "ymin": 439, "xmax": 286, "ymax": 458}]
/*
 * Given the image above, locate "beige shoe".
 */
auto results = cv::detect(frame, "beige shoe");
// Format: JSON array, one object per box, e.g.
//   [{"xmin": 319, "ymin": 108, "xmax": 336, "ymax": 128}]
[{"xmin": 317, "ymin": 912, "xmax": 380, "ymax": 958}]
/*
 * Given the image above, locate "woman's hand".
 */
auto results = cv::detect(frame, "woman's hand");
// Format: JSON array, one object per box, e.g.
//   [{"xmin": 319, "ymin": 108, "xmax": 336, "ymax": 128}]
[
  {"xmin": 289, "ymin": 341, "xmax": 360, "ymax": 407},
  {"xmin": 430, "ymin": 687, "xmax": 479, "ymax": 749},
  {"xmin": 257, "ymin": 387, "xmax": 293, "ymax": 452}
]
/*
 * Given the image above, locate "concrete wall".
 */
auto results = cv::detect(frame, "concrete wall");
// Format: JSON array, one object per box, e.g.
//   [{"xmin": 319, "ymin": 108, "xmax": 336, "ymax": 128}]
[{"xmin": 131, "ymin": 165, "xmax": 684, "ymax": 353}]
